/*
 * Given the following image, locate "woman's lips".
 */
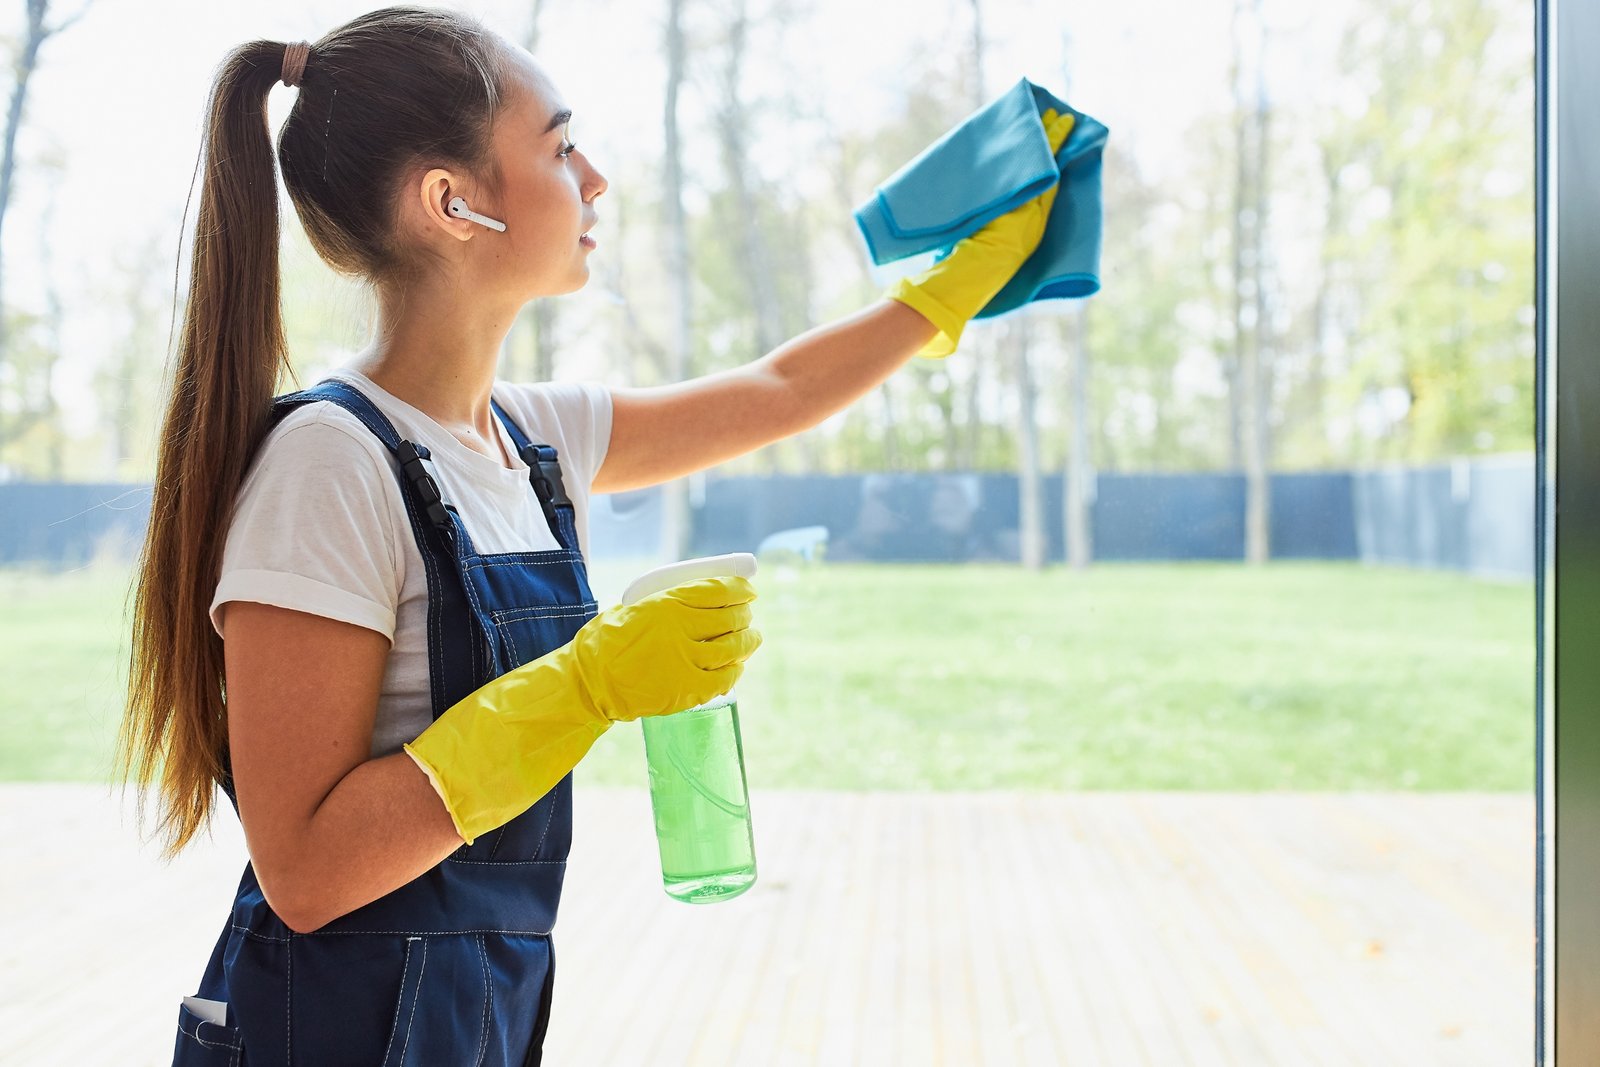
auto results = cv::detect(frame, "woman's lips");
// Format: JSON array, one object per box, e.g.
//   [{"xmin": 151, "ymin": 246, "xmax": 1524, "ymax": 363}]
[{"xmin": 579, "ymin": 232, "xmax": 597, "ymax": 249}]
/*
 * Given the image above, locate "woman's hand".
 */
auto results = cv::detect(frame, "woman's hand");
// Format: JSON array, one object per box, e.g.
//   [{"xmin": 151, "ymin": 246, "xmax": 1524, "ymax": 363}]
[
  {"xmin": 404, "ymin": 576, "xmax": 761, "ymax": 845},
  {"xmin": 885, "ymin": 107, "xmax": 1077, "ymax": 358}
]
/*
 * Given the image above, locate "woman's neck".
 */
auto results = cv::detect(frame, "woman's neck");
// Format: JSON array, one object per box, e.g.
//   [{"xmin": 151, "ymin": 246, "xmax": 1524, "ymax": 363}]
[{"xmin": 350, "ymin": 283, "xmax": 524, "ymax": 463}]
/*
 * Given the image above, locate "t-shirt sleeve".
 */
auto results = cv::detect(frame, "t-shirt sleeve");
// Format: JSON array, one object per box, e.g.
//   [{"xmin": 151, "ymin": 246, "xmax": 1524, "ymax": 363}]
[{"xmin": 209, "ymin": 415, "xmax": 405, "ymax": 643}]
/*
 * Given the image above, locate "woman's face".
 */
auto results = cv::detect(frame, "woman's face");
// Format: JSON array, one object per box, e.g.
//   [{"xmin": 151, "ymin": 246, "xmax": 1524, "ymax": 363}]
[{"xmin": 466, "ymin": 49, "xmax": 608, "ymax": 298}]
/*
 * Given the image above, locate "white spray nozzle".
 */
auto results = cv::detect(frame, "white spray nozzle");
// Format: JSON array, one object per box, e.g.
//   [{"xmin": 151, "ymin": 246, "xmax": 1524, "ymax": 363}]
[{"xmin": 620, "ymin": 552, "xmax": 758, "ymax": 606}]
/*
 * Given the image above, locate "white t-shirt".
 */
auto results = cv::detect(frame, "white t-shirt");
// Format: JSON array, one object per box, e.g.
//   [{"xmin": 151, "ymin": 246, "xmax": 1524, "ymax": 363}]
[{"xmin": 209, "ymin": 368, "xmax": 613, "ymax": 758}]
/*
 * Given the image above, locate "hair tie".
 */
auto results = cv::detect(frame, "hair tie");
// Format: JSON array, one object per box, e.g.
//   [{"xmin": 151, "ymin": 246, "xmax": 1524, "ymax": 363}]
[{"xmin": 281, "ymin": 41, "xmax": 311, "ymax": 88}]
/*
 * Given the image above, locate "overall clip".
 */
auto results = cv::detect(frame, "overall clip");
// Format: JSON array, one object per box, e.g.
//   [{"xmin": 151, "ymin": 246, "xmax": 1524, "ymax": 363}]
[
  {"xmin": 519, "ymin": 444, "xmax": 571, "ymax": 529},
  {"xmin": 396, "ymin": 440, "xmax": 453, "ymax": 532}
]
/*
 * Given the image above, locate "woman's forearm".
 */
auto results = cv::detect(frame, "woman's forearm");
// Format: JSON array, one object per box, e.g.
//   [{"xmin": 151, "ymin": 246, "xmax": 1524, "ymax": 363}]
[
  {"xmin": 760, "ymin": 298, "xmax": 938, "ymax": 434},
  {"xmin": 264, "ymin": 752, "xmax": 464, "ymax": 933},
  {"xmin": 593, "ymin": 298, "xmax": 939, "ymax": 494}
]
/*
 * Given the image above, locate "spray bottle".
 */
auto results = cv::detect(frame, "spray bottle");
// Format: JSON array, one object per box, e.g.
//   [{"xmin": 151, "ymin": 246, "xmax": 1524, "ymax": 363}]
[{"xmin": 621, "ymin": 552, "xmax": 759, "ymax": 904}]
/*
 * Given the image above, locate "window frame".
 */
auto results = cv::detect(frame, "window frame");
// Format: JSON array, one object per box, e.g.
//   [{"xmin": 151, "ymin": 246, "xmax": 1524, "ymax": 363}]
[{"xmin": 1535, "ymin": 0, "xmax": 1597, "ymax": 1059}]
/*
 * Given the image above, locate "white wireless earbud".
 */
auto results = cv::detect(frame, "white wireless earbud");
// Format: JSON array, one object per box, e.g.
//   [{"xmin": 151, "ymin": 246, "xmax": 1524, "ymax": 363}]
[{"xmin": 447, "ymin": 196, "xmax": 507, "ymax": 232}]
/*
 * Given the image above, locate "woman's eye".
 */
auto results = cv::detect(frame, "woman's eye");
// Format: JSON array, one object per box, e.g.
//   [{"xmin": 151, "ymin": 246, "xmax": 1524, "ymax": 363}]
[{"xmin": 559, "ymin": 140, "xmax": 578, "ymax": 158}]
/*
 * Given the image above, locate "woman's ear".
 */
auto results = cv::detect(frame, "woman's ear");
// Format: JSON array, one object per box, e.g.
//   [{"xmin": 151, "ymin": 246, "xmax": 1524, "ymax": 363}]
[{"xmin": 412, "ymin": 168, "xmax": 473, "ymax": 241}]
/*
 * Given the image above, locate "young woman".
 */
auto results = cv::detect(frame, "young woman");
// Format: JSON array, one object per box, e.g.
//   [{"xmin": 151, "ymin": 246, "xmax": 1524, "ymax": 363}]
[{"xmin": 117, "ymin": 6, "xmax": 1069, "ymax": 1064}]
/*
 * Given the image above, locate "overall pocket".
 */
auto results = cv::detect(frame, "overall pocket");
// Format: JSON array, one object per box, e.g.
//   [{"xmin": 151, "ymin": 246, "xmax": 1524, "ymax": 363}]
[
  {"xmin": 379, "ymin": 936, "xmax": 429, "ymax": 1067},
  {"xmin": 372, "ymin": 934, "xmax": 498, "ymax": 1067},
  {"xmin": 172, "ymin": 999, "xmax": 242, "ymax": 1067},
  {"xmin": 377, "ymin": 932, "xmax": 552, "ymax": 1067}
]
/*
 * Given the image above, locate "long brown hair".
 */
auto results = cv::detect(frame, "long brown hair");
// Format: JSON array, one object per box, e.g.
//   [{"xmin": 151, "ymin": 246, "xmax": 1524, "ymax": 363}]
[{"xmin": 116, "ymin": 5, "xmax": 512, "ymax": 858}]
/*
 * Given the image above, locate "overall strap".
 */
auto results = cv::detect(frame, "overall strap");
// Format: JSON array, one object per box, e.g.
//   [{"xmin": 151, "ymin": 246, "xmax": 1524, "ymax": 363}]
[
  {"xmin": 266, "ymin": 379, "xmax": 488, "ymax": 718},
  {"xmin": 490, "ymin": 396, "xmax": 580, "ymax": 556}
]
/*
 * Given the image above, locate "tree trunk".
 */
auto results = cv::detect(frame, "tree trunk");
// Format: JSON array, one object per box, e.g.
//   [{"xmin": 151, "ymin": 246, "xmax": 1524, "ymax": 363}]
[
  {"xmin": 716, "ymin": 0, "xmax": 784, "ymax": 361},
  {"xmin": 0, "ymin": 0, "xmax": 91, "ymax": 459},
  {"xmin": 827, "ymin": 134, "xmax": 899, "ymax": 472},
  {"xmin": 879, "ymin": 375, "xmax": 900, "ymax": 469},
  {"xmin": 1055, "ymin": 28, "xmax": 1092, "ymax": 571},
  {"xmin": 660, "ymin": 0, "xmax": 694, "ymax": 559},
  {"xmin": 38, "ymin": 182, "xmax": 64, "ymax": 477},
  {"xmin": 1250, "ymin": 27, "xmax": 1274, "ymax": 559},
  {"xmin": 0, "ymin": 0, "xmax": 45, "ymax": 455},
  {"xmin": 507, "ymin": 6, "xmax": 558, "ymax": 387},
  {"xmin": 939, "ymin": 375, "xmax": 958, "ymax": 470},
  {"xmin": 963, "ymin": 0, "xmax": 987, "ymax": 471},
  {"xmin": 525, "ymin": 0, "xmax": 547, "ymax": 52},
  {"xmin": 1246, "ymin": 0, "xmax": 1273, "ymax": 564},
  {"xmin": 1013, "ymin": 318, "xmax": 1045, "ymax": 569},
  {"xmin": 1065, "ymin": 305, "xmax": 1093, "ymax": 570},
  {"xmin": 532, "ymin": 299, "xmax": 556, "ymax": 382},
  {"xmin": 1309, "ymin": 141, "xmax": 1343, "ymax": 459},
  {"xmin": 715, "ymin": 0, "xmax": 815, "ymax": 474},
  {"xmin": 1232, "ymin": 0, "xmax": 1272, "ymax": 565},
  {"xmin": 607, "ymin": 189, "xmax": 673, "ymax": 385}
]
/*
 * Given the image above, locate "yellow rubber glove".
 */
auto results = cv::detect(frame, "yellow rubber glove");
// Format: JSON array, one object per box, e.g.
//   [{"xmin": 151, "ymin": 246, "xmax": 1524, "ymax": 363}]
[
  {"xmin": 403, "ymin": 576, "xmax": 761, "ymax": 844},
  {"xmin": 886, "ymin": 108, "xmax": 1077, "ymax": 359}
]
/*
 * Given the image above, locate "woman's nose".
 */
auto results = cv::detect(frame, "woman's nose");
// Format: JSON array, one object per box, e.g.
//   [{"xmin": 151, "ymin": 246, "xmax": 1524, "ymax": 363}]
[{"xmin": 583, "ymin": 157, "xmax": 608, "ymax": 200}]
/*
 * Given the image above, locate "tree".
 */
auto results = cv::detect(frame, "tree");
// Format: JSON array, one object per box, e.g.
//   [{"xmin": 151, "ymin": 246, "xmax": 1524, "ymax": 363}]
[
  {"xmin": 1056, "ymin": 26, "xmax": 1090, "ymax": 570},
  {"xmin": 1063, "ymin": 305, "xmax": 1092, "ymax": 568},
  {"xmin": 694, "ymin": 0, "xmax": 820, "ymax": 473},
  {"xmin": 779, "ymin": 52, "xmax": 974, "ymax": 475},
  {"xmin": 0, "ymin": 0, "xmax": 93, "ymax": 465},
  {"xmin": 0, "ymin": 141, "xmax": 66, "ymax": 477},
  {"xmin": 506, "ymin": 0, "xmax": 558, "ymax": 387},
  {"xmin": 1316, "ymin": 0, "xmax": 1534, "ymax": 462},
  {"xmin": 659, "ymin": 0, "xmax": 694, "ymax": 558},
  {"xmin": 90, "ymin": 226, "xmax": 193, "ymax": 482},
  {"xmin": 961, "ymin": 0, "xmax": 1044, "ymax": 569},
  {"xmin": 1231, "ymin": 0, "xmax": 1274, "ymax": 564},
  {"xmin": 1011, "ymin": 315, "xmax": 1047, "ymax": 567},
  {"xmin": 1076, "ymin": 133, "xmax": 1200, "ymax": 472}
]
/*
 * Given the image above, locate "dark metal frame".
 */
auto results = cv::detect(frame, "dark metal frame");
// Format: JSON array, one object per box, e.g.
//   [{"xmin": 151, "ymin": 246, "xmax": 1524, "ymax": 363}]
[{"xmin": 1537, "ymin": 0, "xmax": 1597, "ymax": 1059}]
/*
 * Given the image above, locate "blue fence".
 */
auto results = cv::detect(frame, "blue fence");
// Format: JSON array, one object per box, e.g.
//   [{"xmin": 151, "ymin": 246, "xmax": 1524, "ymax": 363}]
[
  {"xmin": 1351, "ymin": 457, "xmax": 1535, "ymax": 582},
  {"xmin": 0, "ymin": 483, "xmax": 152, "ymax": 569},
  {"xmin": 563, "ymin": 457, "xmax": 1522, "ymax": 581},
  {"xmin": 1, "ymin": 457, "xmax": 1535, "ymax": 579}
]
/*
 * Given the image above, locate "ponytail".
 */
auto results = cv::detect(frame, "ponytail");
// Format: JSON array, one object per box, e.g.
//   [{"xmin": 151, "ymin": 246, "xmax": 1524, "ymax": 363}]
[
  {"xmin": 115, "ymin": 41, "xmax": 295, "ymax": 857},
  {"xmin": 115, "ymin": 6, "xmax": 512, "ymax": 858}
]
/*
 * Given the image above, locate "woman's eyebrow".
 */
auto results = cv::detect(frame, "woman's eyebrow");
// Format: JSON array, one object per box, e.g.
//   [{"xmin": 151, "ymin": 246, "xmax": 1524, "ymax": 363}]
[{"xmin": 544, "ymin": 108, "xmax": 573, "ymax": 134}]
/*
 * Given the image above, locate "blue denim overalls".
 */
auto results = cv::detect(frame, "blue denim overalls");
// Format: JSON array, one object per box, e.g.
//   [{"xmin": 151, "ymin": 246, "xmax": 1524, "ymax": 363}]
[{"xmin": 172, "ymin": 378, "xmax": 598, "ymax": 1066}]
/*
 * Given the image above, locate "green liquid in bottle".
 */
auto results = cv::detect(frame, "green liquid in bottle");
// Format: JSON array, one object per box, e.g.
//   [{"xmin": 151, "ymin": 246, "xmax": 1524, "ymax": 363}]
[{"xmin": 641, "ymin": 694, "xmax": 757, "ymax": 904}]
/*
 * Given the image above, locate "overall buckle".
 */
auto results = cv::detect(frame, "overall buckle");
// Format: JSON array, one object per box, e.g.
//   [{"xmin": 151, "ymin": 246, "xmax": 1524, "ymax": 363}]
[
  {"xmin": 520, "ymin": 445, "xmax": 571, "ymax": 525},
  {"xmin": 396, "ymin": 440, "xmax": 452, "ymax": 532}
]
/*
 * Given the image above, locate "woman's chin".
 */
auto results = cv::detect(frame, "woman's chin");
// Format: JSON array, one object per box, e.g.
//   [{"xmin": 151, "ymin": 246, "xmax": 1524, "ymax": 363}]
[{"xmin": 531, "ymin": 269, "xmax": 589, "ymax": 299}]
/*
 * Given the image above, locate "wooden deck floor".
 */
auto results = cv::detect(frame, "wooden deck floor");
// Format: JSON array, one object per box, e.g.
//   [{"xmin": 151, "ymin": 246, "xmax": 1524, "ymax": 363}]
[{"xmin": 0, "ymin": 785, "xmax": 1532, "ymax": 1065}]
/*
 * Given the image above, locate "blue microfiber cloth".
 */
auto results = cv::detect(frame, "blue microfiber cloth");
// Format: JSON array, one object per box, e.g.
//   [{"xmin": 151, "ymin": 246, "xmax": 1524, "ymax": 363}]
[{"xmin": 854, "ymin": 77, "xmax": 1108, "ymax": 318}]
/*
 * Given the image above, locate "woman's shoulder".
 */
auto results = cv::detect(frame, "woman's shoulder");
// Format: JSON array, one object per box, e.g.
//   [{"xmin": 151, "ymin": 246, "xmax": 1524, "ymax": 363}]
[
  {"xmin": 269, "ymin": 382, "xmax": 396, "ymax": 445},
  {"xmin": 215, "ymin": 393, "xmax": 409, "ymax": 643},
  {"xmin": 248, "ymin": 394, "xmax": 397, "ymax": 489}
]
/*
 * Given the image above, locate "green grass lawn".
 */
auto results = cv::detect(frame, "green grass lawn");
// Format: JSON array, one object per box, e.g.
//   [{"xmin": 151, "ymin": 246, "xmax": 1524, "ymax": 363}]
[{"xmin": 0, "ymin": 559, "xmax": 1535, "ymax": 790}]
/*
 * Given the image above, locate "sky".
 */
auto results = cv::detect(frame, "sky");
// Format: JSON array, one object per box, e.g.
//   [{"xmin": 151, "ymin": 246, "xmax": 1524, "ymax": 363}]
[{"xmin": 3, "ymin": 0, "xmax": 1355, "ymax": 440}]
